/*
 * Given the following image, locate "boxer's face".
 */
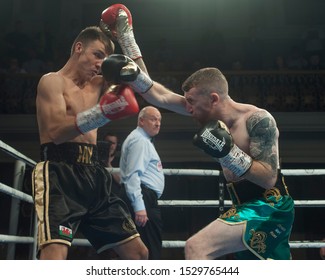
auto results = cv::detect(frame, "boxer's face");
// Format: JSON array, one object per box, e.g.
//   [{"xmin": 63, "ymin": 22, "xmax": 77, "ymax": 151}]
[
  {"xmin": 76, "ymin": 40, "xmax": 107, "ymax": 78},
  {"xmin": 184, "ymin": 87, "xmax": 213, "ymax": 125}
]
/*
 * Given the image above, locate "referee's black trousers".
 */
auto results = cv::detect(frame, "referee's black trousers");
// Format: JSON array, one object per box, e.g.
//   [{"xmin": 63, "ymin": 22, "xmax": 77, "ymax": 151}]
[
  {"xmin": 138, "ymin": 185, "xmax": 163, "ymax": 260},
  {"xmin": 123, "ymin": 184, "xmax": 163, "ymax": 260},
  {"xmin": 120, "ymin": 184, "xmax": 163, "ymax": 259}
]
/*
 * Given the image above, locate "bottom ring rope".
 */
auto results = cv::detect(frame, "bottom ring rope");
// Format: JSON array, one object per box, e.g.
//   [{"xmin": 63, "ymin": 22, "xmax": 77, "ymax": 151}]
[{"xmin": 1, "ymin": 234, "xmax": 324, "ymax": 249}]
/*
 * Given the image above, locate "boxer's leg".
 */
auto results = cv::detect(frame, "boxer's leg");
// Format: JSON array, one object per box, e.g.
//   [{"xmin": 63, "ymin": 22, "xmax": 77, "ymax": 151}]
[{"xmin": 185, "ymin": 219, "xmax": 246, "ymax": 260}]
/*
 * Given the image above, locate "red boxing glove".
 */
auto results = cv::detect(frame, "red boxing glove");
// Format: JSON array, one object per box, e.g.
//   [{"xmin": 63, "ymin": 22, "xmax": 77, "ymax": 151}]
[
  {"xmin": 100, "ymin": 84, "xmax": 139, "ymax": 120},
  {"xmin": 101, "ymin": 4, "xmax": 132, "ymax": 37},
  {"xmin": 76, "ymin": 85, "xmax": 139, "ymax": 134},
  {"xmin": 100, "ymin": 4, "xmax": 142, "ymax": 60}
]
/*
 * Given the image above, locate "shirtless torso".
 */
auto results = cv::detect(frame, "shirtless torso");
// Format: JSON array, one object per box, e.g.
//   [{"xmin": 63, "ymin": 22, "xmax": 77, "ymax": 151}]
[{"xmin": 36, "ymin": 40, "xmax": 107, "ymax": 145}]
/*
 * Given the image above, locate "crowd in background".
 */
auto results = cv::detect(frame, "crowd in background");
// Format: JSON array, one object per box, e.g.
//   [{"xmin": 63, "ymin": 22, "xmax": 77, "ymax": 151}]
[
  {"xmin": 0, "ymin": 20, "xmax": 325, "ymax": 75},
  {"xmin": 0, "ymin": 20, "xmax": 325, "ymax": 115}
]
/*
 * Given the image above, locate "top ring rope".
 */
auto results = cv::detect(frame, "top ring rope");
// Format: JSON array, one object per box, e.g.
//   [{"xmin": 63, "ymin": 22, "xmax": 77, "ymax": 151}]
[
  {"xmin": 2, "ymin": 140, "xmax": 325, "ymax": 176},
  {"xmin": 282, "ymin": 169, "xmax": 325, "ymax": 176},
  {"xmin": 109, "ymin": 168, "xmax": 325, "ymax": 176},
  {"xmin": 0, "ymin": 140, "xmax": 36, "ymax": 167},
  {"xmin": 108, "ymin": 167, "xmax": 220, "ymax": 176}
]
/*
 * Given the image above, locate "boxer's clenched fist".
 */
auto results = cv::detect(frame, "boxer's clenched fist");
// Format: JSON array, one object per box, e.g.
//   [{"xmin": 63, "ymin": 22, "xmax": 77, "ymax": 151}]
[
  {"xmin": 101, "ymin": 4, "xmax": 132, "ymax": 37},
  {"xmin": 193, "ymin": 120, "xmax": 252, "ymax": 177},
  {"xmin": 100, "ymin": 4, "xmax": 142, "ymax": 60},
  {"xmin": 76, "ymin": 85, "xmax": 139, "ymax": 134},
  {"xmin": 101, "ymin": 54, "xmax": 153, "ymax": 94}
]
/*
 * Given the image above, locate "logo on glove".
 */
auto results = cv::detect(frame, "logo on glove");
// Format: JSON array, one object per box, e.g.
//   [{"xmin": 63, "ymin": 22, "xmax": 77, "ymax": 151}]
[
  {"xmin": 200, "ymin": 128, "xmax": 226, "ymax": 152},
  {"xmin": 101, "ymin": 96, "xmax": 131, "ymax": 115}
]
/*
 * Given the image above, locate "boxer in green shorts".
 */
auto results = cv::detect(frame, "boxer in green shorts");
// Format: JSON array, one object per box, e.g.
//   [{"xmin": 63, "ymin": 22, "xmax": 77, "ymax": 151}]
[{"xmin": 99, "ymin": 4, "xmax": 295, "ymax": 260}]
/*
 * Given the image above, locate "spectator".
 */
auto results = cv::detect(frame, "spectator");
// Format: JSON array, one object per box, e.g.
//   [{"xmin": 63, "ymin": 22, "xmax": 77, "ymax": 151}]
[
  {"xmin": 286, "ymin": 46, "xmax": 308, "ymax": 70},
  {"xmin": 307, "ymin": 54, "xmax": 324, "ymax": 70},
  {"xmin": 34, "ymin": 22, "xmax": 55, "ymax": 61},
  {"xmin": 98, "ymin": 132, "xmax": 123, "ymax": 196},
  {"xmin": 273, "ymin": 55, "xmax": 287, "ymax": 71},
  {"xmin": 3, "ymin": 58, "xmax": 25, "ymax": 113},
  {"xmin": 244, "ymin": 25, "xmax": 264, "ymax": 70},
  {"xmin": 4, "ymin": 20, "xmax": 31, "ymax": 65},
  {"xmin": 303, "ymin": 29, "xmax": 324, "ymax": 59},
  {"xmin": 22, "ymin": 48, "xmax": 45, "ymax": 74},
  {"xmin": 5, "ymin": 58, "xmax": 26, "ymax": 74}
]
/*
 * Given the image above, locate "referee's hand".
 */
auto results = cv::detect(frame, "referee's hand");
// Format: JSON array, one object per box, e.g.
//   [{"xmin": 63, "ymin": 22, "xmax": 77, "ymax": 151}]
[{"xmin": 135, "ymin": 210, "xmax": 148, "ymax": 227}]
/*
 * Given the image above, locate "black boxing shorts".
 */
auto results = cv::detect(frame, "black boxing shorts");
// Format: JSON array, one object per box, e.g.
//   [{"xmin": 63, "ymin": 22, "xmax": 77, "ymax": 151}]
[{"xmin": 31, "ymin": 142, "xmax": 139, "ymax": 253}]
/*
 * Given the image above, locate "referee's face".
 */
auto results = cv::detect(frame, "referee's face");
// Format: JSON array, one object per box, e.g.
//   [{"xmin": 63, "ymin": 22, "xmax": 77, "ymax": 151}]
[{"xmin": 140, "ymin": 108, "xmax": 162, "ymax": 137}]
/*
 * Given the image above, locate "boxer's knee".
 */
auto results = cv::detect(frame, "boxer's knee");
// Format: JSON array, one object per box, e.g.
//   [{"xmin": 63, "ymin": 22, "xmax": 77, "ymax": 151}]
[{"xmin": 185, "ymin": 236, "xmax": 202, "ymax": 260}]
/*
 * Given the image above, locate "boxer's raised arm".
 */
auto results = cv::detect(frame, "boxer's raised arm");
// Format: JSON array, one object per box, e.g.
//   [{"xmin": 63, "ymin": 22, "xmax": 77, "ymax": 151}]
[{"xmin": 102, "ymin": 54, "xmax": 189, "ymax": 115}]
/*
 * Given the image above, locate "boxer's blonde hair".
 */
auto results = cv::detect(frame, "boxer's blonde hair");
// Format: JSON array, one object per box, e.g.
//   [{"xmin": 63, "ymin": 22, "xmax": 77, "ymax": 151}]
[{"xmin": 182, "ymin": 67, "xmax": 229, "ymax": 98}]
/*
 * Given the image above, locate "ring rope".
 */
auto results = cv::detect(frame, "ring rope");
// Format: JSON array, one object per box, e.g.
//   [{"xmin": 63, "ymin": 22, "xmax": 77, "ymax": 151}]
[
  {"xmin": 282, "ymin": 169, "xmax": 325, "ymax": 176},
  {"xmin": 1, "ymin": 140, "xmax": 325, "ymax": 254},
  {"xmin": 108, "ymin": 167, "xmax": 325, "ymax": 176},
  {"xmin": 1, "ymin": 141, "xmax": 325, "ymax": 176},
  {"xmin": 0, "ymin": 234, "xmax": 34, "ymax": 244},
  {"xmin": 0, "ymin": 140, "xmax": 36, "ymax": 167},
  {"xmin": 1, "ymin": 234, "xmax": 324, "ymax": 249},
  {"xmin": 158, "ymin": 200, "xmax": 325, "ymax": 207},
  {"xmin": 0, "ymin": 182, "xmax": 33, "ymax": 204}
]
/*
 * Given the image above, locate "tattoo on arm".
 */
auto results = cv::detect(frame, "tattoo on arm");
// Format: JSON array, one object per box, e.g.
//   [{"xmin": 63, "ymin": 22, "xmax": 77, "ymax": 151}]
[{"xmin": 246, "ymin": 111, "xmax": 278, "ymax": 171}]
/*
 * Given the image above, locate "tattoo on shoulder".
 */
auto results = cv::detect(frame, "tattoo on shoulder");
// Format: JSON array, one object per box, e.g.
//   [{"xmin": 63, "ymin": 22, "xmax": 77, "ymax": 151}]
[{"xmin": 246, "ymin": 111, "xmax": 278, "ymax": 170}]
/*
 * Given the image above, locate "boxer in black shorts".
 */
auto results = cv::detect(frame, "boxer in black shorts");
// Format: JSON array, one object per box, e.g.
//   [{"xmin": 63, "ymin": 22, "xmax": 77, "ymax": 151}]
[
  {"xmin": 32, "ymin": 142, "xmax": 139, "ymax": 254},
  {"xmin": 33, "ymin": 26, "xmax": 147, "ymax": 260}
]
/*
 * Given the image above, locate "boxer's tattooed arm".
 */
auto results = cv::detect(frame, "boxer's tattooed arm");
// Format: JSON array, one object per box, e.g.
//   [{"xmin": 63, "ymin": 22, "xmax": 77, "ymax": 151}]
[{"xmin": 246, "ymin": 111, "xmax": 278, "ymax": 174}]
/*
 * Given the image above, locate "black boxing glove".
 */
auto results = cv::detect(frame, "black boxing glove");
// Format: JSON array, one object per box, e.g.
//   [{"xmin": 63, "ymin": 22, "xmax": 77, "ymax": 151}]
[
  {"xmin": 193, "ymin": 120, "xmax": 252, "ymax": 177},
  {"xmin": 101, "ymin": 54, "xmax": 153, "ymax": 93}
]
